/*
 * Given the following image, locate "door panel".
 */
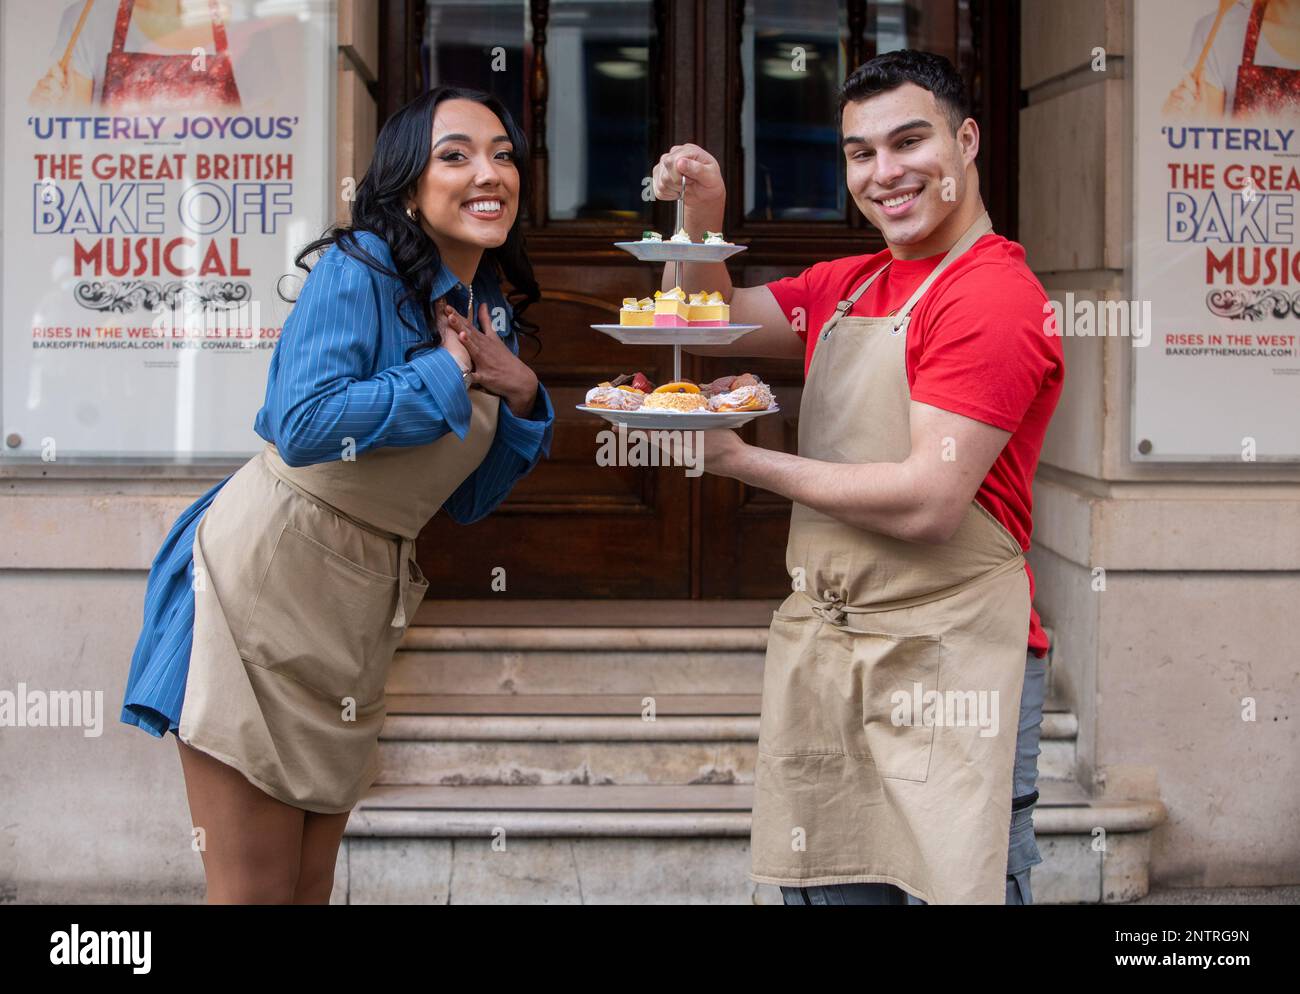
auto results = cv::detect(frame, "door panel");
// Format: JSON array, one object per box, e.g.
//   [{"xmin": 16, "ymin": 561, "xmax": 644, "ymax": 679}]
[
  {"xmin": 418, "ymin": 264, "xmax": 693, "ymax": 597},
  {"xmin": 404, "ymin": 0, "xmax": 1017, "ymax": 601}
]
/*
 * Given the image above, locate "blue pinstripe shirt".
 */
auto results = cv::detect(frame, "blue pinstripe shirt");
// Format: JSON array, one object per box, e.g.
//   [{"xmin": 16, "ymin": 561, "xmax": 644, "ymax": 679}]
[
  {"xmin": 121, "ymin": 229, "xmax": 551, "ymax": 737},
  {"xmin": 255, "ymin": 228, "xmax": 553, "ymax": 522}
]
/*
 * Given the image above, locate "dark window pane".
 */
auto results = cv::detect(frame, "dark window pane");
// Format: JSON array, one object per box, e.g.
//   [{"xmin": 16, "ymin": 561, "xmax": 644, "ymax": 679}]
[
  {"xmin": 872, "ymin": 0, "xmax": 959, "ymax": 63},
  {"xmin": 547, "ymin": 1, "xmax": 657, "ymax": 221},
  {"xmin": 741, "ymin": 0, "xmax": 967, "ymax": 223},
  {"xmin": 743, "ymin": 0, "xmax": 847, "ymax": 221},
  {"xmin": 423, "ymin": 2, "xmax": 527, "ymax": 137}
]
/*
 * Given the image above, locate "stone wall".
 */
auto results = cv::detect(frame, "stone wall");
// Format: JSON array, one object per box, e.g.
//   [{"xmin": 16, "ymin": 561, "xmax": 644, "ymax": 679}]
[
  {"xmin": 1019, "ymin": 0, "xmax": 1300, "ymax": 887},
  {"xmin": 0, "ymin": 0, "xmax": 380, "ymax": 903}
]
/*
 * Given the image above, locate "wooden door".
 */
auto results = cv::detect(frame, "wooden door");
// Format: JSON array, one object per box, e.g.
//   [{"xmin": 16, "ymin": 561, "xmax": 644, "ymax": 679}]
[{"xmin": 384, "ymin": 0, "xmax": 1019, "ymax": 600}]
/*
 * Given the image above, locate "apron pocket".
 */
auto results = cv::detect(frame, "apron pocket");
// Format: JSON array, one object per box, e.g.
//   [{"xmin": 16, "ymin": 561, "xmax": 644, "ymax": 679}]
[
  {"xmin": 239, "ymin": 523, "xmax": 399, "ymax": 707},
  {"xmin": 758, "ymin": 611, "xmax": 942, "ymax": 781},
  {"xmin": 842, "ymin": 625, "xmax": 942, "ymax": 782}
]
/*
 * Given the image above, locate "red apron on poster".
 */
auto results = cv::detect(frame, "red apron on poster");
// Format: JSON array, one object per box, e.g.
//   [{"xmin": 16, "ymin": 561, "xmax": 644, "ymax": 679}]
[
  {"xmin": 1234, "ymin": 0, "xmax": 1300, "ymax": 115},
  {"xmin": 100, "ymin": 0, "xmax": 241, "ymax": 109}
]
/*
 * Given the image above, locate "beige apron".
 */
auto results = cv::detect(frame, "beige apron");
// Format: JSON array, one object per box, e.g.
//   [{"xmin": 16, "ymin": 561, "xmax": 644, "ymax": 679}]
[
  {"xmin": 749, "ymin": 212, "xmax": 1033, "ymax": 904},
  {"xmin": 179, "ymin": 388, "xmax": 499, "ymax": 814}
]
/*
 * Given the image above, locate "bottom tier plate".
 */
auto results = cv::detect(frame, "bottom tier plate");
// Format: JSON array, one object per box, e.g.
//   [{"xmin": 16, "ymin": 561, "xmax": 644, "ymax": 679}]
[{"xmin": 576, "ymin": 404, "xmax": 781, "ymax": 430}]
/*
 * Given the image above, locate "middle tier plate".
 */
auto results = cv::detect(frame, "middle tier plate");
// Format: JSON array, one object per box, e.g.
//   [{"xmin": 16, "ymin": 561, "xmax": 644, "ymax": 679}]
[{"xmin": 591, "ymin": 323, "xmax": 761, "ymax": 345}]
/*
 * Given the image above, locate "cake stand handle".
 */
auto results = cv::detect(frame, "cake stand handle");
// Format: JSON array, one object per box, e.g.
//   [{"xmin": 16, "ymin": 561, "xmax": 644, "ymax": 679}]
[{"xmin": 673, "ymin": 175, "xmax": 685, "ymax": 383}]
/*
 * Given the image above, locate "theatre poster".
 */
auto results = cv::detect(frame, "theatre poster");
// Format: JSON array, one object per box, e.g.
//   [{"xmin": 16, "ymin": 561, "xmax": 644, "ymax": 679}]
[
  {"xmin": 1, "ymin": 0, "xmax": 335, "ymax": 460},
  {"xmin": 1132, "ymin": 0, "xmax": 1300, "ymax": 462}
]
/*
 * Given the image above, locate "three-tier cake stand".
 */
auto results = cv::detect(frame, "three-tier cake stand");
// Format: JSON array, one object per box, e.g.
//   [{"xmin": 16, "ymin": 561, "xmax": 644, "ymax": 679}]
[{"xmin": 576, "ymin": 179, "xmax": 780, "ymax": 430}]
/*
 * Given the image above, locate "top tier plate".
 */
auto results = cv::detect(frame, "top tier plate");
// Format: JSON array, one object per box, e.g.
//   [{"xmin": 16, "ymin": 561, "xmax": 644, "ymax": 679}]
[{"xmin": 615, "ymin": 241, "xmax": 748, "ymax": 263}]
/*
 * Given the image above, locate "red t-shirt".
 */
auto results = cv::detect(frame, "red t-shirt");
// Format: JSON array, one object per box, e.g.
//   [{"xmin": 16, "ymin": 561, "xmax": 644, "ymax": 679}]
[{"xmin": 766, "ymin": 233, "xmax": 1064, "ymax": 657}]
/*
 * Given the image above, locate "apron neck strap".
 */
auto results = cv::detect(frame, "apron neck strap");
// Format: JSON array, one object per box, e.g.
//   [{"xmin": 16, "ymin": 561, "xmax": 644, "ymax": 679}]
[
  {"xmin": 111, "ymin": 0, "xmax": 232, "ymax": 56},
  {"xmin": 890, "ymin": 210, "xmax": 994, "ymax": 330},
  {"xmin": 208, "ymin": 0, "xmax": 231, "ymax": 55},
  {"xmin": 844, "ymin": 260, "xmax": 890, "ymax": 308},
  {"xmin": 112, "ymin": 0, "xmax": 134, "ymax": 53},
  {"xmin": 821, "ymin": 260, "xmax": 891, "ymax": 339},
  {"xmin": 1243, "ymin": 0, "xmax": 1267, "ymax": 68}
]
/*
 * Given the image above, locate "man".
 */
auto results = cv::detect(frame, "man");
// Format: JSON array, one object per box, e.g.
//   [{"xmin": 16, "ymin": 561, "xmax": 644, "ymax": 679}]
[{"xmin": 650, "ymin": 50, "xmax": 1064, "ymax": 904}]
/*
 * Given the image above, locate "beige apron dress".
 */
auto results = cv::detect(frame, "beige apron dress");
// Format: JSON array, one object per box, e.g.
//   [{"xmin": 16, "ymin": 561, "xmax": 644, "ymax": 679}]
[
  {"xmin": 178, "ymin": 387, "xmax": 499, "ymax": 814},
  {"xmin": 749, "ymin": 212, "xmax": 1033, "ymax": 904}
]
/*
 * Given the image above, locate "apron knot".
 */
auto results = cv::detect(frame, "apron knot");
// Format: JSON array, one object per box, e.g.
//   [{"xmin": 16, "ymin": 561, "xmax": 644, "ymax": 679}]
[{"xmin": 812, "ymin": 589, "xmax": 848, "ymax": 626}]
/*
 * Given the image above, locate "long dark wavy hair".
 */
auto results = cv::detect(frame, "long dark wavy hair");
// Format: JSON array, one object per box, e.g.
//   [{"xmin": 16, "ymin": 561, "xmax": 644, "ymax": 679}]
[{"xmin": 280, "ymin": 85, "xmax": 540, "ymax": 360}]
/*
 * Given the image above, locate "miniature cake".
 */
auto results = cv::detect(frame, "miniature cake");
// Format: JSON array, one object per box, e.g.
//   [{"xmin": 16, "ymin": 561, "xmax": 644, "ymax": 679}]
[
  {"xmin": 585, "ymin": 384, "xmax": 645, "ymax": 410},
  {"xmin": 709, "ymin": 383, "xmax": 773, "ymax": 412},
  {"xmin": 653, "ymin": 286, "xmax": 691, "ymax": 326},
  {"xmin": 637, "ymin": 229, "xmax": 733, "ymax": 246},
  {"xmin": 619, "ymin": 297, "xmax": 655, "ymax": 326},
  {"xmin": 687, "ymin": 291, "xmax": 729, "ymax": 326},
  {"xmin": 642, "ymin": 382, "xmax": 708, "ymax": 412}
]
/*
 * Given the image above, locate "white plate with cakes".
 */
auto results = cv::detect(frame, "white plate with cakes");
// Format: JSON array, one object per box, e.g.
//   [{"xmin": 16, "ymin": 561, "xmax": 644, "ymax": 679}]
[
  {"xmin": 578, "ymin": 375, "xmax": 779, "ymax": 431},
  {"xmin": 576, "ymin": 405, "xmax": 780, "ymax": 431}
]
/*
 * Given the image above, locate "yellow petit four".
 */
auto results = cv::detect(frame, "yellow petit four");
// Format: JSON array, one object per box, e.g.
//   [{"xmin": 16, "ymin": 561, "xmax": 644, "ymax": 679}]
[
  {"xmin": 687, "ymin": 290, "xmax": 730, "ymax": 326},
  {"xmin": 653, "ymin": 286, "xmax": 691, "ymax": 326},
  {"xmin": 619, "ymin": 296, "xmax": 655, "ymax": 326}
]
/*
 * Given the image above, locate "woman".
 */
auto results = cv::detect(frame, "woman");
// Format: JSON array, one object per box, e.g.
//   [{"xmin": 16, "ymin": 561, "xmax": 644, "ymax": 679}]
[
  {"xmin": 119, "ymin": 85, "xmax": 553, "ymax": 903},
  {"xmin": 1165, "ymin": 0, "xmax": 1300, "ymax": 118}
]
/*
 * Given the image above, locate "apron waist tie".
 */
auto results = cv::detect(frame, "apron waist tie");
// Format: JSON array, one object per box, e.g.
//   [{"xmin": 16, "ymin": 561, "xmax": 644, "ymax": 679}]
[
  {"xmin": 799, "ymin": 553, "xmax": 1025, "ymax": 623},
  {"xmin": 258, "ymin": 446, "xmax": 416, "ymax": 628},
  {"xmin": 391, "ymin": 536, "xmax": 416, "ymax": 628}
]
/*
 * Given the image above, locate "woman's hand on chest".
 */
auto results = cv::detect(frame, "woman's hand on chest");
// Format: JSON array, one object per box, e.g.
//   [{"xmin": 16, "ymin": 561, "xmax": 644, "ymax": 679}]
[
  {"xmin": 440, "ymin": 302, "xmax": 539, "ymax": 417},
  {"xmin": 434, "ymin": 303, "xmax": 475, "ymax": 376}
]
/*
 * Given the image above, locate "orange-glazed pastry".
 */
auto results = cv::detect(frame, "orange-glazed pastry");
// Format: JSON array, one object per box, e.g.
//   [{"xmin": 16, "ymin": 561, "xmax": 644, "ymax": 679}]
[
  {"xmin": 652, "ymin": 381, "xmax": 701, "ymax": 394},
  {"xmin": 619, "ymin": 297, "xmax": 655, "ymax": 326},
  {"xmin": 653, "ymin": 287, "xmax": 691, "ymax": 327}
]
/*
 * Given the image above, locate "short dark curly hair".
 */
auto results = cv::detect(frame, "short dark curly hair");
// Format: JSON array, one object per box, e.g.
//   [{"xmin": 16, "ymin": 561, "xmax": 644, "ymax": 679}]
[{"xmin": 838, "ymin": 49, "xmax": 971, "ymax": 134}]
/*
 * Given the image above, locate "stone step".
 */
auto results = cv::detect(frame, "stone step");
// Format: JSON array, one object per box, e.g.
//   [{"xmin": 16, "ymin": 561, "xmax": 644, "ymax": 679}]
[
  {"xmin": 388, "ymin": 638, "xmax": 766, "ymax": 698},
  {"xmin": 376, "ymin": 694, "xmax": 1079, "ymax": 786},
  {"xmin": 389, "ymin": 627, "xmax": 1075, "ymax": 709},
  {"xmin": 336, "ymin": 780, "xmax": 1165, "ymax": 904},
  {"xmin": 350, "ymin": 618, "xmax": 1104, "ymax": 903}
]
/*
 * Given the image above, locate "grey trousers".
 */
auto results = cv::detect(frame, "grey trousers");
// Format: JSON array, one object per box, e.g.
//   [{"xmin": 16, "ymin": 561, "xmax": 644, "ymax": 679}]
[{"xmin": 781, "ymin": 648, "xmax": 1049, "ymax": 906}]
